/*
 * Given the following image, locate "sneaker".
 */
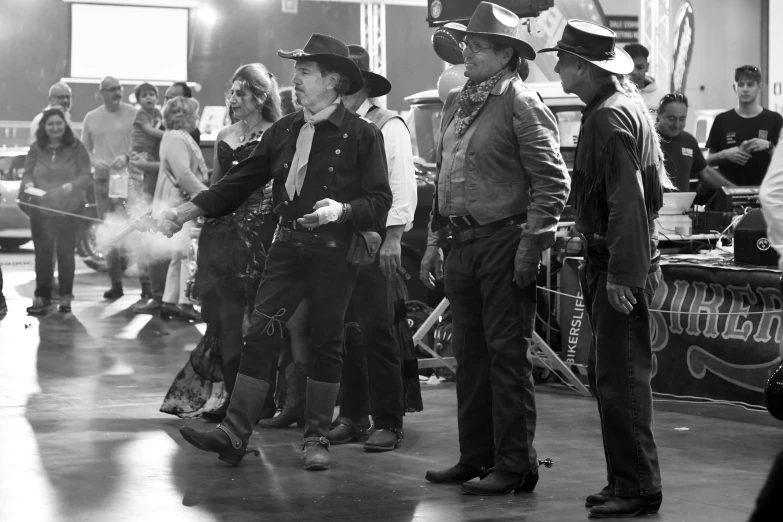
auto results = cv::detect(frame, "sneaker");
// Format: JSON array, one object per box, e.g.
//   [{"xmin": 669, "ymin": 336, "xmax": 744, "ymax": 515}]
[
  {"xmin": 59, "ymin": 295, "xmax": 73, "ymax": 313},
  {"xmin": 0, "ymin": 294, "xmax": 7, "ymax": 315},
  {"xmin": 27, "ymin": 296, "xmax": 52, "ymax": 316},
  {"xmin": 103, "ymin": 284, "xmax": 124, "ymax": 299}
]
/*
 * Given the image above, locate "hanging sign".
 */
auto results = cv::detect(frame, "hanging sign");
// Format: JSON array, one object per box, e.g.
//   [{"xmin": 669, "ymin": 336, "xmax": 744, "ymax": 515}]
[{"xmin": 671, "ymin": 1, "xmax": 695, "ymax": 93}]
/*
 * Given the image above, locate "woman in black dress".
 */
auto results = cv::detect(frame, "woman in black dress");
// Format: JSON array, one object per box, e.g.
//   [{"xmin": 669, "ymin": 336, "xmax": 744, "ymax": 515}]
[{"xmin": 161, "ymin": 64, "xmax": 282, "ymax": 418}]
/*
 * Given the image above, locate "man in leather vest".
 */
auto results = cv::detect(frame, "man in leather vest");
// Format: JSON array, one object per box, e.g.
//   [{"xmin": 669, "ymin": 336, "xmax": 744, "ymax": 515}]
[
  {"xmin": 325, "ymin": 45, "xmax": 418, "ymax": 451},
  {"xmin": 420, "ymin": 2, "xmax": 570, "ymax": 496},
  {"xmin": 157, "ymin": 34, "xmax": 391, "ymax": 472},
  {"xmin": 541, "ymin": 20, "xmax": 670, "ymax": 517}
]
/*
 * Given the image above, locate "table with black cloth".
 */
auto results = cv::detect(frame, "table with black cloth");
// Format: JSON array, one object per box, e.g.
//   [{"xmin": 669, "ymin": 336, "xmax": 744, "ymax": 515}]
[{"xmin": 558, "ymin": 253, "xmax": 782, "ymax": 407}]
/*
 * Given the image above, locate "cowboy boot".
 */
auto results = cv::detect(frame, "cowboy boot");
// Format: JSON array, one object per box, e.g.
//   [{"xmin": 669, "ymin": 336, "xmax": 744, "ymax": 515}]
[
  {"xmin": 301, "ymin": 378, "xmax": 340, "ymax": 471},
  {"xmin": 258, "ymin": 362, "xmax": 308, "ymax": 429},
  {"xmin": 180, "ymin": 374, "xmax": 269, "ymax": 466}
]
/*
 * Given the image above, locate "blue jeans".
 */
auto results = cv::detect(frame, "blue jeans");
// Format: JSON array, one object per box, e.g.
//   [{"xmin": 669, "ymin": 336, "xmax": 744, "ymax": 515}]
[
  {"xmin": 579, "ymin": 259, "xmax": 662, "ymax": 497},
  {"xmin": 445, "ymin": 225, "xmax": 538, "ymax": 473},
  {"xmin": 236, "ymin": 240, "xmax": 358, "ymax": 384}
]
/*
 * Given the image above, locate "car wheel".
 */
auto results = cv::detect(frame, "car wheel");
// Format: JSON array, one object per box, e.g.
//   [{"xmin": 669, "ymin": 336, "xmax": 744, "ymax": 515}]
[
  {"xmin": 0, "ymin": 239, "xmax": 29, "ymax": 251},
  {"xmin": 76, "ymin": 222, "xmax": 108, "ymax": 272}
]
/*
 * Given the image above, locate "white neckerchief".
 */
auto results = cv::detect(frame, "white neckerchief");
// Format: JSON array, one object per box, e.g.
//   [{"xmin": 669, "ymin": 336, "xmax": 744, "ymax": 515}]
[{"xmin": 285, "ymin": 99, "xmax": 340, "ymax": 199}]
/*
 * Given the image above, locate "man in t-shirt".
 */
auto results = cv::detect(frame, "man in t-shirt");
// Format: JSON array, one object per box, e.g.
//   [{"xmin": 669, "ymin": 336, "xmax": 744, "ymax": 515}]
[
  {"xmin": 81, "ymin": 76, "xmax": 137, "ymax": 299},
  {"xmin": 30, "ymin": 82, "xmax": 74, "ymax": 143},
  {"xmin": 706, "ymin": 65, "xmax": 783, "ymax": 186},
  {"xmin": 657, "ymin": 93, "xmax": 733, "ymax": 192}
]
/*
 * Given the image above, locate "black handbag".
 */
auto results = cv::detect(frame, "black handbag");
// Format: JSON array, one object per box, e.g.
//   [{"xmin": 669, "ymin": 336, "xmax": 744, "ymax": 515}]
[{"xmin": 346, "ymin": 230, "xmax": 382, "ymax": 265}]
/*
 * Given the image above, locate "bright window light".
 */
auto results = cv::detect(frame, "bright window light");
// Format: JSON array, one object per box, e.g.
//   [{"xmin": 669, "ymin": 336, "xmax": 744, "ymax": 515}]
[
  {"xmin": 197, "ymin": 6, "xmax": 218, "ymax": 26},
  {"xmin": 70, "ymin": 3, "xmax": 188, "ymax": 82}
]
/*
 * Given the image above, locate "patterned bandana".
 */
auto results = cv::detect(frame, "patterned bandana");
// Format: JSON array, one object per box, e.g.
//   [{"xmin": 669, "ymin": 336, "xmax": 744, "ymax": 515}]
[{"xmin": 454, "ymin": 67, "xmax": 510, "ymax": 137}]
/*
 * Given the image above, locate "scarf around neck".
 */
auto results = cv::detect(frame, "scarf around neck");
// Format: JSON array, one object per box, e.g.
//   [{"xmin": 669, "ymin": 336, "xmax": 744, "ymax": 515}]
[
  {"xmin": 285, "ymin": 100, "xmax": 340, "ymax": 200},
  {"xmin": 454, "ymin": 67, "xmax": 509, "ymax": 136}
]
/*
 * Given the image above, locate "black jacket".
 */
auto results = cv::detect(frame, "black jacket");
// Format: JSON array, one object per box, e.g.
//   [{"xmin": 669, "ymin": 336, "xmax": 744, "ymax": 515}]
[{"xmin": 191, "ymin": 101, "xmax": 391, "ymax": 238}]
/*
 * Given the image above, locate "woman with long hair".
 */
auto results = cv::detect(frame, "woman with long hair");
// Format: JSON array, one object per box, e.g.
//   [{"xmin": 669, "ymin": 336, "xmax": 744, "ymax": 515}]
[
  {"xmin": 22, "ymin": 107, "xmax": 92, "ymax": 315},
  {"xmin": 161, "ymin": 64, "xmax": 283, "ymax": 420}
]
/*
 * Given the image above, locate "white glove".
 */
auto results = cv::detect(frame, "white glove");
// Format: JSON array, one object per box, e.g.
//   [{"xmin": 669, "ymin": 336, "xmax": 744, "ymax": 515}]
[{"xmin": 297, "ymin": 198, "xmax": 345, "ymax": 229}]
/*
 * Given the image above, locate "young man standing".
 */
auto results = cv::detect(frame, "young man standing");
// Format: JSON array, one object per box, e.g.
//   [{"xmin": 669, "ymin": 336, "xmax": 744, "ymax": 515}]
[
  {"xmin": 81, "ymin": 77, "xmax": 137, "ymax": 299},
  {"xmin": 158, "ymin": 34, "xmax": 391, "ymax": 472},
  {"xmin": 624, "ymin": 43, "xmax": 666, "ymax": 113},
  {"xmin": 543, "ymin": 20, "xmax": 671, "ymax": 517},
  {"xmin": 706, "ymin": 65, "xmax": 783, "ymax": 186}
]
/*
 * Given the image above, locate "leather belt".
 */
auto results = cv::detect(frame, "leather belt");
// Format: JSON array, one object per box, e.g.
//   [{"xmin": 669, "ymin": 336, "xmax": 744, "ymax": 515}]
[
  {"xmin": 276, "ymin": 227, "xmax": 350, "ymax": 249},
  {"xmin": 448, "ymin": 214, "xmax": 527, "ymax": 246}
]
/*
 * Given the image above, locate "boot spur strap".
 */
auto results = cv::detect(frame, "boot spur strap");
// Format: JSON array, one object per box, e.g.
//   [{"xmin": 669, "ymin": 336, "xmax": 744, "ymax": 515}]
[
  {"xmin": 302, "ymin": 436, "xmax": 330, "ymax": 450},
  {"xmin": 216, "ymin": 424, "xmax": 243, "ymax": 449},
  {"xmin": 537, "ymin": 458, "xmax": 554, "ymax": 469}
]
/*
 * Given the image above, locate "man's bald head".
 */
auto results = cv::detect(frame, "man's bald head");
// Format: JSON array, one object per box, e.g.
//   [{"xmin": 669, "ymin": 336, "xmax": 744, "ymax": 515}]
[
  {"xmin": 48, "ymin": 82, "xmax": 72, "ymax": 111},
  {"xmin": 98, "ymin": 76, "xmax": 123, "ymax": 108}
]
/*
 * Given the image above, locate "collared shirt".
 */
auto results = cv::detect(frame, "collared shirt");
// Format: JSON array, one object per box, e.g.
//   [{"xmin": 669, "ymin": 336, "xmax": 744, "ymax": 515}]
[
  {"xmin": 356, "ymin": 100, "xmax": 417, "ymax": 230},
  {"xmin": 426, "ymin": 71, "xmax": 570, "ymax": 263},
  {"xmin": 30, "ymin": 106, "xmax": 74, "ymax": 144},
  {"xmin": 192, "ymin": 101, "xmax": 391, "ymax": 238},
  {"xmin": 437, "ymin": 114, "xmax": 478, "ymax": 218},
  {"xmin": 760, "ymin": 135, "xmax": 783, "ymax": 272}
]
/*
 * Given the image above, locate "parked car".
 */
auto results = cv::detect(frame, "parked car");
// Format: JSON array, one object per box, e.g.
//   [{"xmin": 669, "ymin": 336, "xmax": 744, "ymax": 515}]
[{"xmin": 0, "ymin": 147, "xmax": 31, "ymax": 250}]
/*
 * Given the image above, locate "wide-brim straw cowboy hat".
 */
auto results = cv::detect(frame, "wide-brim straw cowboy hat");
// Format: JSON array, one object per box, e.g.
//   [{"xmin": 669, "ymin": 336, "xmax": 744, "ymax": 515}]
[
  {"xmin": 278, "ymin": 33, "xmax": 364, "ymax": 95},
  {"xmin": 538, "ymin": 19, "xmax": 634, "ymax": 75},
  {"xmin": 347, "ymin": 45, "xmax": 392, "ymax": 98},
  {"xmin": 444, "ymin": 2, "xmax": 536, "ymax": 61}
]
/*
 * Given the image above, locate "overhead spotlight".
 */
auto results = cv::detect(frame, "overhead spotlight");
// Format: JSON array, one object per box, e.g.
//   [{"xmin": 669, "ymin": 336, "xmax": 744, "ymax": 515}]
[{"xmin": 198, "ymin": 5, "xmax": 218, "ymax": 27}]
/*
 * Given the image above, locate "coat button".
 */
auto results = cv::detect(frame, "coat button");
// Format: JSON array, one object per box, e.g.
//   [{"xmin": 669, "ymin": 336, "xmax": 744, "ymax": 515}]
[
  {"xmin": 284, "ymin": 163, "xmax": 289, "ymax": 168},
  {"xmin": 328, "ymin": 167, "xmax": 334, "ymax": 172},
  {"xmin": 335, "ymin": 149, "xmax": 341, "ymax": 155},
  {"xmin": 343, "ymin": 134, "xmax": 348, "ymax": 138},
  {"xmin": 322, "ymin": 186, "xmax": 328, "ymax": 191},
  {"xmin": 284, "ymin": 201, "xmax": 289, "ymax": 205}
]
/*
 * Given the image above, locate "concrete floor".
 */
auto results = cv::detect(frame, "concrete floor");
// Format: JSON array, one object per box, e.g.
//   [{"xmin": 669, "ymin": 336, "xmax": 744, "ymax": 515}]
[{"xmin": 1, "ymin": 248, "xmax": 782, "ymax": 522}]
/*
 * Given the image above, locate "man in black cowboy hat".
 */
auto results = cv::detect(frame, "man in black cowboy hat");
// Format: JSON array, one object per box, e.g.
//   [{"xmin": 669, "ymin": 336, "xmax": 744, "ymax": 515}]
[
  {"xmin": 157, "ymin": 33, "xmax": 391, "ymax": 472},
  {"xmin": 325, "ymin": 44, "xmax": 417, "ymax": 451},
  {"xmin": 420, "ymin": 1, "xmax": 570, "ymax": 496},
  {"xmin": 540, "ymin": 20, "xmax": 671, "ymax": 517}
]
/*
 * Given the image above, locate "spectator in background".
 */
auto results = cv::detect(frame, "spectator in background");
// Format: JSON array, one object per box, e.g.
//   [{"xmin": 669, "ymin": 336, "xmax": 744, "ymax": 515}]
[
  {"xmin": 164, "ymin": 82, "xmax": 201, "ymax": 145},
  {"xmin": 624, "ymin": 43, "xmax": 666, "ymax": 113},
  {"xmin": 656, "ymin": 93, "xmax": 734, "ymax": 192},
  {"xmin": 279, "ymin": 86, "xmax": 299, "ymax": 116},
  {"xmin": 23, "ymin": 107, "xmax": 92, "ymax": 315},
  {"xmin": 706, "ymin": 65, "xmax": 783, "ymax": 187},
  {"xmin": 0, "ymin": 265, "xmax": 6, "ymax": 316},
  {"xmin": 30, "ymin": 82, "xmax": 73, "ymax": 144},
  {"xmin": 129, "ymin": 82, "xmax": 164, "ymax": 201},
  {"xmin": 152, "ymin": 96, "xmax": 208, "ymax": 322},
  {"xmin": 81, "ymin": 76, "xmax": 137, "ymax": 300}
]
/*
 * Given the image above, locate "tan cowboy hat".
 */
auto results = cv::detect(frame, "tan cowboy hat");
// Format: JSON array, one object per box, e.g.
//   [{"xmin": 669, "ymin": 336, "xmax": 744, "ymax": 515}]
[
  {"xmin": 444, "ymin": 2, "xmax": 536, "ymax": 61},
  {"xmin": 347, "ymin": 45, "xmax": 392, "ymax": 98},
  {"xmin": 278, "ymin": 33, "xmax": 364, "ymax": 95},
  {"xmin": 538, "ymin": 20, "xmax": 634, "ymax": 75}
]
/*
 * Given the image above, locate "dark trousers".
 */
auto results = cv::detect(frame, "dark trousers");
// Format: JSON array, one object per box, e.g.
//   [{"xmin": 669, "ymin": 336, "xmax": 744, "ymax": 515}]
[
  {"xmin": 202, "ymin": 283, "xmax": 247, "ymax": 394},
  {"xmin": 749, "ymin": 449, "xmax": 783, "ymax": 522},
  {"xmin": 148, "ymin": 258, "xmax": 169, "ymax": 300},
  {"xmin": 339, "ymin": 258, "xmax": 405, "ymax": 430},
  {"xmin": 237, "ymin": 241, "xmax": 358, "ymax": 384},
  {"xmin": 94, "ymin": 179, "xmax": 125, "ymax": 285},
  {"xmin": 579, "ymin": 259, "xmax": 662, "ymax": 497},
  {"xmin": 445, "ymin": 225, "xmax": 538, "ymax": 473},
  {"xmin": 30, "ymin": 211, "xmax": 76, "ymax": 299}
]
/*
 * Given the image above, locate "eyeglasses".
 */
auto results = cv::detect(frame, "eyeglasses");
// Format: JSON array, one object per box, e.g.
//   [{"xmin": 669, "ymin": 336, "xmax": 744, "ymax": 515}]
[
  {"xmin": 459, "ymin": 40, "xmax": 494, "ymax": 54},
  {"xmin": 659, "ymin": 93, "xmax": 688, "ymax": 106}
]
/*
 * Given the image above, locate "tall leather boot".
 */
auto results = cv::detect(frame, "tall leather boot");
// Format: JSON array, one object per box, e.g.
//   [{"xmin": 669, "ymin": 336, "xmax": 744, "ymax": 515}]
[
  {"xmin": 301, "ymin": 378, "xmax": 340, "ymax": 471},
  {"xmin": 180, "ymin": 374, "xmax": 269, "ymax": 466},
  {"xmin": 258, "ymin": 362, "xmax": 308, "ymax": 429}
]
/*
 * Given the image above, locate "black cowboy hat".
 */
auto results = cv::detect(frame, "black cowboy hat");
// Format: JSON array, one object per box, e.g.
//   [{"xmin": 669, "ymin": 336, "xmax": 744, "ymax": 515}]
[
  {"xmin": 348, "ymin": 45, "xmax": 392, "ymax": 98},
  {"xmin": 539, "ymin": 20, "xmax": 634, "ymax": 75},
  {"xmin": 278, "ymin": 33, "xmax": 364, "ymax": 95},
  {"xmin": 444, "ymin": 2, "xmax": 536, "ymax": 61}
]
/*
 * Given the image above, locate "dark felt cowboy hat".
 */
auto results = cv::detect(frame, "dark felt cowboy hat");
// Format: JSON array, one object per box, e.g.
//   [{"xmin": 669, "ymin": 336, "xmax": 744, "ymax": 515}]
[
  {"xmin": 538, "ymin": 20, "xmax": 634, "ymax": 75},
  {"xmin": 348, "ymin": 45, "xmax": 392, "ymax": 98},
  {"xmin": 443, "ymin": 2, "xmax": 536, "ymax": 61},
  {"xmin": 278, "ymin": 33, "xmax": 364, "ymax": 95}
]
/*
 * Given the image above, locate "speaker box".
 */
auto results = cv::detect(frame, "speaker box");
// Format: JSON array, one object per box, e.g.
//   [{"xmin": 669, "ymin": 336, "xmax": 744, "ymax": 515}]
[
  {"xmin": 733, "ymin": 209, "xmax": 779, "ymax": 267},
  {"xmin": 426, "ymin": 0, "xmax": 554, "ymax": 26}
]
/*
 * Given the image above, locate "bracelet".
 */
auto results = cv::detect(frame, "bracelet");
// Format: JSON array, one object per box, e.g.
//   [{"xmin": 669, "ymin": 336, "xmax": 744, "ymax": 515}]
[{"xmin": 336, "ymin": 203, "xmax": 347, "ymax": 224}]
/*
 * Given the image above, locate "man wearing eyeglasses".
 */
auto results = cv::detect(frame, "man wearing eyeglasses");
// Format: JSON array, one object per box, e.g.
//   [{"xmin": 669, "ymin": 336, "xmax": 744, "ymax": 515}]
[
  {"xmin": 81, "ymin": 76, "xmax": 138, "ymax": 299},
  {"xmin": 30, "ymin": 82, "xmax": 74, "ymax": 144},
  {"xmin": 706, "ymin": 65, "xmax": 783, "ymax": 187},
  {"xmin": 420, "ymin": 2, "xmax": 570, "ymax": 496}
]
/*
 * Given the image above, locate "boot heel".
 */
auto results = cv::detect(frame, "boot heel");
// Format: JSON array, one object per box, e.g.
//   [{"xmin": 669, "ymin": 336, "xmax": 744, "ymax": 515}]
[
  {"xmin": 218, "ymin": 447, "xmax": 260, "ymax": 467},
  {"xmin": 296, "ymin": 418, "xmax": 305, "ymax": 428},
  {"xmin": 645, "ymin": 500, "xmax": 662, "ymax": 515}
]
